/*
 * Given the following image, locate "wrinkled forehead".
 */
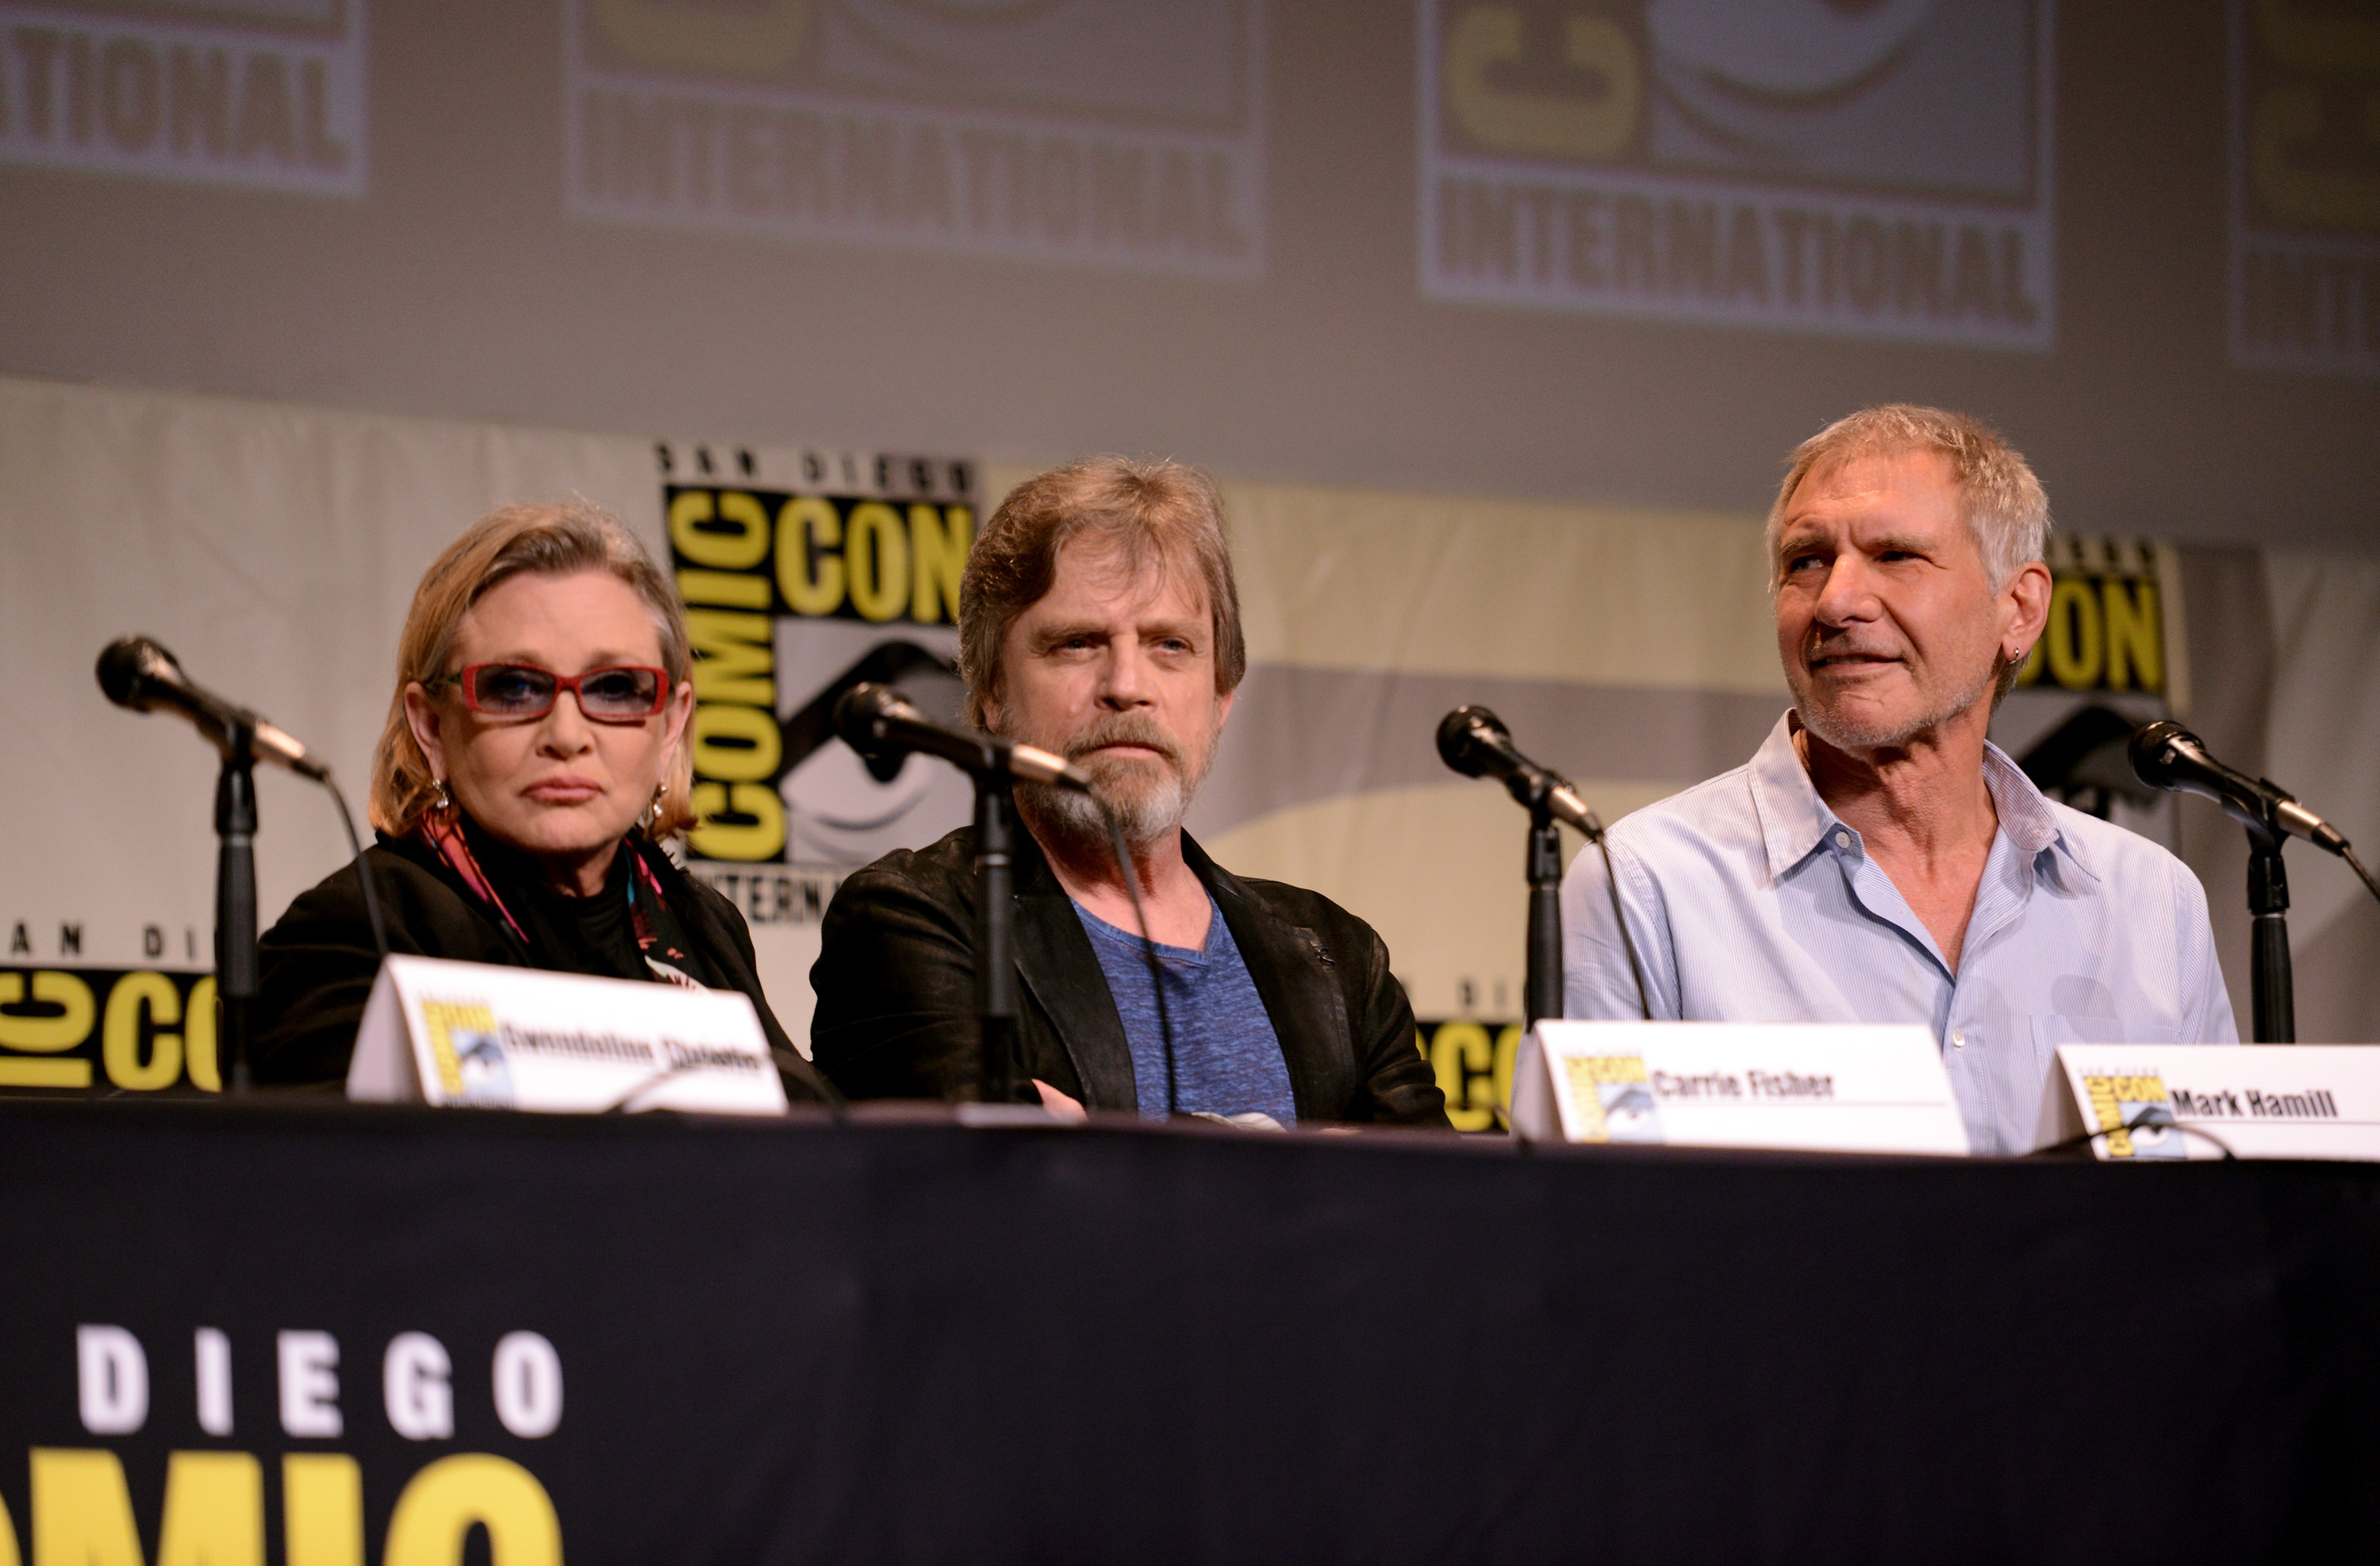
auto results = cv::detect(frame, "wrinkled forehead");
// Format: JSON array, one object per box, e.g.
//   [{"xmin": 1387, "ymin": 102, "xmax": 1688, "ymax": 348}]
[
  {"xmin": 1779, "ymin": 446, "xmax": 1964, "ymax": 535},
  {"xmin": 1042, "ymin": 528, "xmax": 1211, "ymax": 620}
]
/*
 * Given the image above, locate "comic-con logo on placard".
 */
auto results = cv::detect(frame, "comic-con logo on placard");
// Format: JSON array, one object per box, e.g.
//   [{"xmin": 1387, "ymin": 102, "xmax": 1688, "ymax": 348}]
[
  {"xmin": 664, "ymin": 443, "xmax": 979, "ymax": 877},
  {"xmin": 0, "ymin": 0, "xmax": 366, "ymax": 194},
  {"xmin": 2082, "ymin": 1072, "xmax": 2186, "ymax": 1160},
  {"xmin": 1559, "ymin": 1053, "xmax": 1664, "ymax": 1143},
  {"xmin": 2228, "ymin": 0, "xmax": 2380, "ymax": 377},
  {"xmin": 566, "ymin": 0, "xmax": 1264, "ymax": 277},
  {"xmin": 1419, "ymin": 0, "xmax": 2055, "ymax": 348}
]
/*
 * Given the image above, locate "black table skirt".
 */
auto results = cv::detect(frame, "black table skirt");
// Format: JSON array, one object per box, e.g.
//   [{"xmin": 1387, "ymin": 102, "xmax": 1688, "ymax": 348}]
[{"xmin": 2, "ymin": 1098, "xmax": 2374, "ymax": 1564}]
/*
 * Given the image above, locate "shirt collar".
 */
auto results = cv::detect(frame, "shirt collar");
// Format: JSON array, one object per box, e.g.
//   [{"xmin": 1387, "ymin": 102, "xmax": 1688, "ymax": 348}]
[
  {"xmin": 1980, "ymin": 739, "xmax": 2096, "ymax": 881},
  {"xmin": 1745, "ymin": 710, "xmax": 2097, "ymax": 884},
  {"xmin": 1746, "ymin": 712, "xmax": 1833, "ymax": 882}
]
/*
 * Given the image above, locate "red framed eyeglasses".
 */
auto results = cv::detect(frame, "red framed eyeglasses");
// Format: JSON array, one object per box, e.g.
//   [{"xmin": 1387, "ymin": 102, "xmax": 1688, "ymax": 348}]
[{"xmin": 437, "ymin": 663, "xmax": 672, "ymax": 722}]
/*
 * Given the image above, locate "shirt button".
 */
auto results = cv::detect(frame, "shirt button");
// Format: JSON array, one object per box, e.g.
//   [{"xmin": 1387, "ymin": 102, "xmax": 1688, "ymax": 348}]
[
  {"xmin": 1952, "ymin": 1029, "xmax": 1967, "ymax": 1048},
  {"xmin": 1833, "ymin": 829, "xmax": 1852, "ymax": 849}
]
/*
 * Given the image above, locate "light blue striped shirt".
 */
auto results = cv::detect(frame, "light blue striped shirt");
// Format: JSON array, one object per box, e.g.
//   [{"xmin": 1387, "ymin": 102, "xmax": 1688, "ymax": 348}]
[{"xmin": 1562, "ymin": 713, "xmax": 2236, "ymax": 1155}]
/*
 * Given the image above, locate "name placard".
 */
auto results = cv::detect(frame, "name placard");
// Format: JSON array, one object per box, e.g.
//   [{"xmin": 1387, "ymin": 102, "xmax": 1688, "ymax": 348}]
[
  {"xmin": 347, "ymin": 956, "xmax": 788, "ymax": 1117},
  {"xmin": 2051, "ymin": 1043, "xmax": 2380, "ymax": 1162},
  {"xmin": 1513, "ymin": 1021, "xmax": 1970, "ymax": 1157}
]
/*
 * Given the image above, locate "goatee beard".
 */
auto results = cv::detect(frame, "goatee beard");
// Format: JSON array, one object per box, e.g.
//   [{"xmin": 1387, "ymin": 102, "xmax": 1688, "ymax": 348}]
[{"xmin": 1010, "ymin": 710, "xmax": 1210, "ymax": 858}]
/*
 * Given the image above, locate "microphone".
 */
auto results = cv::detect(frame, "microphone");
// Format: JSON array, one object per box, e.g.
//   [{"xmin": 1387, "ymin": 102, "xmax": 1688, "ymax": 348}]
[
  {"xmin": 97, "ymin": 635, "xmax": 329, "ymax": 781},
  {"xmin": 833, "ymin": 682, "xmax": 1094, "ymax": 793},
  {"xmin": 2129, "ymin": 720, "xmax": 2347, "ymax": 854},
  {"xmin": 1437, "ymin": 706, "xmax": 1600, "ymax": 836}
]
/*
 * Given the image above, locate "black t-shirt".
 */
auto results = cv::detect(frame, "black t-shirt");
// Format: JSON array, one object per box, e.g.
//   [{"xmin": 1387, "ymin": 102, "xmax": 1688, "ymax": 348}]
[{"xmin": 510, "ymin": 843, "xmax": 648, "ymax": 984}]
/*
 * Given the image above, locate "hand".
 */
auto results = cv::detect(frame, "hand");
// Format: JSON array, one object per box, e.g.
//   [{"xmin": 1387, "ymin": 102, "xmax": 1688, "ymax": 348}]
[{"xmin": 1032, "ymin": 1079, "xmax": 1088, "ymax": 1123}]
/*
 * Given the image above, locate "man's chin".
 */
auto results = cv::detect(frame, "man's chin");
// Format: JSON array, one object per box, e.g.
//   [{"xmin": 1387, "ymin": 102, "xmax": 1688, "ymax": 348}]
[
  {"xmin": 1795, "ymin": 689, "xmax": 1987, "ymax": 754},
  {"xmin": 1097, "ymin": 773, "xmax": 1187, "ymax": 832},
  {"xmin": 1021, "ymin": 767, "xmax": 1188, "ymax": 850},
  {"xmin": 1801, "ymin": 708, "xmax": 1925, "ymax": 753}
]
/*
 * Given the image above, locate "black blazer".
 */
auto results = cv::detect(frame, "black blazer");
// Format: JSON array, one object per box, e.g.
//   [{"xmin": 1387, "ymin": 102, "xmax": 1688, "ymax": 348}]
[
  {"xmin": 810, "ymin": 827, "xmax": 1450, "ymax": 1127},
  {"xmin": 253, "ymin": 835, "xmax": 835, "ymax": 1101}
]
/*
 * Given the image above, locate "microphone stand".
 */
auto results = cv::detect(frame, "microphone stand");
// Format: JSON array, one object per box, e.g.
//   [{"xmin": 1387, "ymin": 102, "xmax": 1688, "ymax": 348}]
[
  {"xmin": 213, "ymin": 719, "xmax": 259, "ymax": 1092},
  {"xmin": 1524, "ymin": 785, "xmax": 1563, "ymax": 1030},
  {"xmin": 2244, "ymin": 816, "xmax": 2294, "ymax": 1044},
  {"xmin": 973, "ymin": 773, "xmax": 1020, "ymax": 1103}
]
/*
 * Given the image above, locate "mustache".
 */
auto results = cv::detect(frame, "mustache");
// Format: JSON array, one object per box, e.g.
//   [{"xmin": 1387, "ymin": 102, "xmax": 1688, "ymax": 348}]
[{"xmin": 1061, "ymin": 712, "xmax": 1185, "ymax": 770}]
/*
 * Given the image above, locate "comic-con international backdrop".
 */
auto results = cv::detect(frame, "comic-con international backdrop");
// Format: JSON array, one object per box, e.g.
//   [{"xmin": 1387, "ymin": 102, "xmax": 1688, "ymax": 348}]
[
  {"xmin": 6, "ymin": 378, "xmax": 2379, "ymax": 1120},
  {"xmin": 0, "ymin": 2, "xmax": 2374, "ymax": 554}
]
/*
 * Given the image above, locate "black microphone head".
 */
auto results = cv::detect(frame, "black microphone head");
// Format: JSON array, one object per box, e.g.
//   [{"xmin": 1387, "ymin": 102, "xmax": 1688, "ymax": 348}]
[
  {"xmin": 833, "ymin": 681, "xmax": 910, "ymax": 753},
  {"xmin": 2128, "ymin": 719, "xmax": 2197, "ymax": 792},
  {"xmin": 98, "ymin": 635, "xmax": 179, "ymax": 712},
  {"xmin": 1436, "ymin": 705, "xmax": 1511, "ymax": 778}
]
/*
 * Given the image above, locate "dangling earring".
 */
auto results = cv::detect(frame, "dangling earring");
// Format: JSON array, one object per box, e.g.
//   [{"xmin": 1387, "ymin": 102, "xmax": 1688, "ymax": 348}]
[
  {"xmin": 431, "ymin": 777, "xmax": 452, "ymax": 814},
  {"xmin": 640, "ymin": 779, "xmax": 666, "ymax": 831}
]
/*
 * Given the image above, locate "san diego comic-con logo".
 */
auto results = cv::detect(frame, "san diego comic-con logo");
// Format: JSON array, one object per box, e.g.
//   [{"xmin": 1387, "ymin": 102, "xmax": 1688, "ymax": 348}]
[
  {"xmin": 2010, "ymin": 535, "xmax": 2173, "ymax": 700},
  {"xmin": 1559, "ymin": 1052, "xmax": 1664, "ymax": 1143},
  {"xmin": 662, "ymin": 443, "xmax": 981, "ymax": 878},
  {"xmin": 1420, "ymin": 0, "xmax": 2056, "ymax": 348},
  {"xmin": 0, "ymin": 966, "xmax": 221, "ymax": 1094},
  {"xmin": 2082, "ymin": 1072, "xmax": 2187, "ymax": 1161},
  {"xmin": 15, "ymin": 1324, "xmax": 564, "ymax": 1565}
]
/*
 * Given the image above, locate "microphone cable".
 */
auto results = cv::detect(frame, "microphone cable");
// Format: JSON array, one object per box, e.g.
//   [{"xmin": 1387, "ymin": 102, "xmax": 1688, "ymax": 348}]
[
  {"xmin": 2033, "ymin": 1105, "xmax": 2236, "ymax": 1161},
  {"xmin": 320, "ymin": 772, "xmax": 390, "ymax": 965},
  {"xmin": 1102, "ymin": 801, "xmax": 1179, "ymax": 1117},
  {"xmin": 2345, "ymin": 843, "xmax": 2380, "ymax": 911}
]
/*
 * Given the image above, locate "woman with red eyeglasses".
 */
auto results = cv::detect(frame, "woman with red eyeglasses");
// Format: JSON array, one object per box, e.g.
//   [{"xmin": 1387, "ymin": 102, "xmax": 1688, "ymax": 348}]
[{"xmin": 252, "ymin": 500, "xmax": 835, "ymax": 1103}]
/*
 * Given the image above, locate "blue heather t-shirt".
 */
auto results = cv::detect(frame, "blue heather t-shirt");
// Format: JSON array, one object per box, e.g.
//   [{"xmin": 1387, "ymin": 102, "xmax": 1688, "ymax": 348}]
[{"xmin": 1073, "ymin": 894, "xmax": 1296, "ymax": 1125}]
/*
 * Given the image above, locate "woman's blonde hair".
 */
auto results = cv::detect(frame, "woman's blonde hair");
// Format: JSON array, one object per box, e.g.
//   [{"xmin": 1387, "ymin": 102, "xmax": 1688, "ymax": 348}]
[{"xmin": 369, "ymin": 501, "xmax": 696, "ymax": 840}]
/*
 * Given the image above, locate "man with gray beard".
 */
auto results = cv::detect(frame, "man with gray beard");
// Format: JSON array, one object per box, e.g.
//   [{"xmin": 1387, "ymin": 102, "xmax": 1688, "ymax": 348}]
[
  {"xmin": 1560, "ymin": 405, "xmax": 2234, "ymax": 1155},
  {"xmin": 810, "ymin": 458, "xmax": 1449, "ymax": 1128}
]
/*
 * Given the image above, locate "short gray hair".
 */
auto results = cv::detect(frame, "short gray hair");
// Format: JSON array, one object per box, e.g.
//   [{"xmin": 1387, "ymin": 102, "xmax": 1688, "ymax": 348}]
[{"xmin": 1767, "ymin": 404, "xmax": 2051, "ymax": 588}]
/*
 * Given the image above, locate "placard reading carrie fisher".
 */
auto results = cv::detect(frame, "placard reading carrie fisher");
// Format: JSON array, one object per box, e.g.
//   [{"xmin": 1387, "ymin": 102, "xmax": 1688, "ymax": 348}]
[
  {"xmin": 347, "ymin": 955, "xmax": 787, "ymax": 1117},
  {"xmin": 1512, "ymin": 1021, "xmax": 1969, "ymax": 1156},
  {"xmin": 2052, "ymin": 1043, "xmax": 2380, "ymax": 1163}
]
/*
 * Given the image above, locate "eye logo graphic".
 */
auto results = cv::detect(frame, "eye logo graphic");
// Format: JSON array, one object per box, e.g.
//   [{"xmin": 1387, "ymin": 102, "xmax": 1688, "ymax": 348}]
[
  {"xmin": 566, "ymin": 0, "xmax": 1265, "ymax": 276},
  {"xmin": 0, "ymin": 0, "xmax": 367, "ymax": 195},
  {"xmin": 1560, "ymin": 1053, "xmax": 1664, "ymax": 1143},
  {"xmin": 1420, "ymin": 0, "xmax": 2056, "ymax": 349}
]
